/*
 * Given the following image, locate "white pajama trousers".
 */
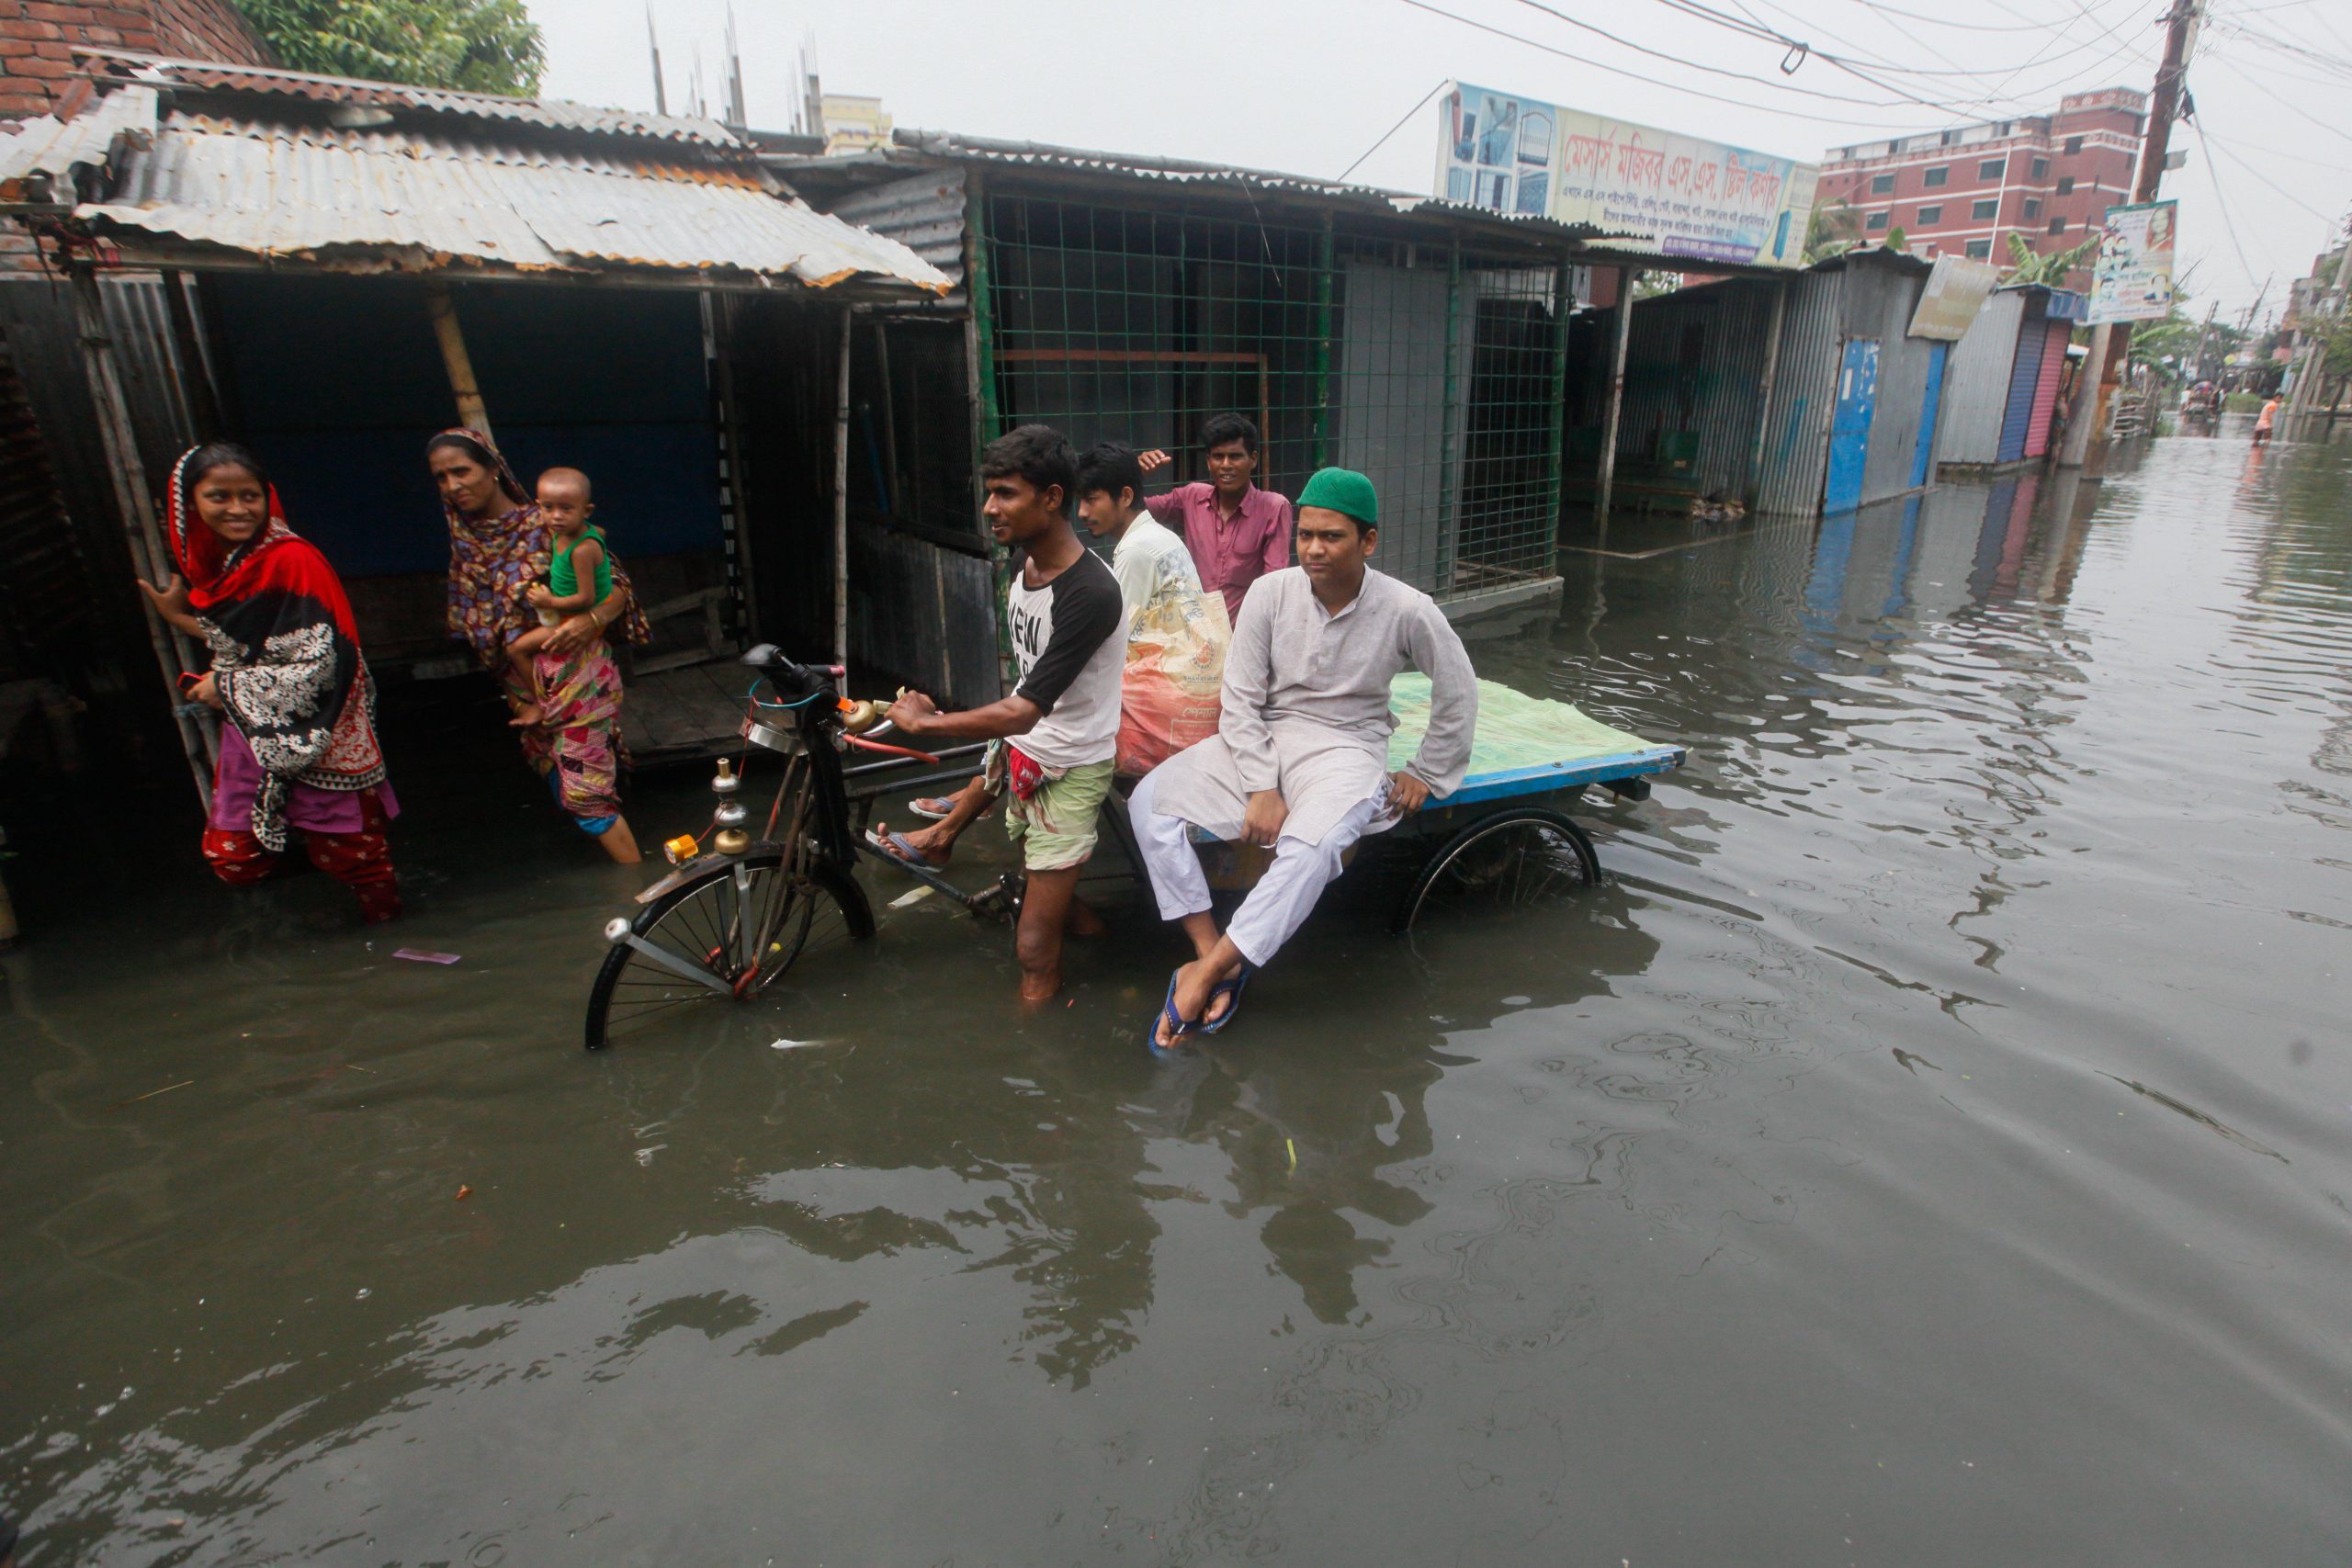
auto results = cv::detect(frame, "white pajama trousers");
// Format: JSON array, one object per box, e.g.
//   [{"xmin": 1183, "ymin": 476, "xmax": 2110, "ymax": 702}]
[{"xmin": 1127, "ymin": 767, "xmax": 1384, "ymax": 969}]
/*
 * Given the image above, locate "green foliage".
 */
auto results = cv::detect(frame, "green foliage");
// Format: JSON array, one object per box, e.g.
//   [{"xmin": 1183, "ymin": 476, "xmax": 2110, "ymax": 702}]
[
  {"xmin": 231, "ymin": 0, "xmax": 545, "ymax": 96},
  {"xmin": 2005, "ymin": 231, "xmax": 2101, "ymax": 286},
  {"xmin": 2130, "ymin": 308, "xmax": 2201, "ymax": 372},
  {"xmin": 1804, "ymin": 199, "xmax": 1863, "ymax": 265},
  {"xmin": 1883, "ymin": 225, "xmax": 1906, "ymax": 254}
]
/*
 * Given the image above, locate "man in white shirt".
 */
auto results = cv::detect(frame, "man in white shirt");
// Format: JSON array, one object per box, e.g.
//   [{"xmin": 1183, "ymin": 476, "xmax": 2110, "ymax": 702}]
[
  {"xmin": 1078, "ymin": 441, "xmax": 1201, "ymax": 624},
  {"xmin": 885, "ymin": 425, "xmax": 1125, "ymax": 1003},
  {"xmin": 1129, "ymin": 468, "xmax": 1477, "ymax": 1048}
]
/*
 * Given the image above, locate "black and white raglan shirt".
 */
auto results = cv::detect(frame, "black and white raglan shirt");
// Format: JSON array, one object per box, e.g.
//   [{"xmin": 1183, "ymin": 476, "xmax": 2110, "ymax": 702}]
[{"xmin": 1007, "ymin": 547, "xmax": 1125, "ymax": 771}]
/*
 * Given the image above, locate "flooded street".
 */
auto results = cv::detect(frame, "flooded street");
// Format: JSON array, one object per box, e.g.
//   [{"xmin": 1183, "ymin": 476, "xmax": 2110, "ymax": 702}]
[{"xmin": 6, "ymin": 419, "xmax": 2350, "ymax": 1563}]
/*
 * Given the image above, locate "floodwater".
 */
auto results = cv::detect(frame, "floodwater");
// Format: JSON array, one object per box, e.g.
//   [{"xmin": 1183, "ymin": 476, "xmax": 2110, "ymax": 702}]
[{"xmin": 5, "ymin": 417, "xmax": 2349, "ymax": 1564}]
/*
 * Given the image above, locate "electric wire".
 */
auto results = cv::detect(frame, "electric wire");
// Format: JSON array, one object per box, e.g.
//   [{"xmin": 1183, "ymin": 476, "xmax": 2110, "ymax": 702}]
[
  {"xmin": 1337, "ymin": 77, "xmax": 1450, "ymax": 183},
  {"xmin": 1831, "ymin": 0, "xmax": 2072, "ymax": 32},
  {"xmin": 1393, "ymin": 0, "xmax": 1953, "ymax": 130},
  {"xmin": 2187, "ymin": 115, "xmax": 2268, "ymax": 290},
  {"xmin": 2196, "ymin": 122, "xmax": 2350, "ymax": 224},
  {"xmin": 1645, "ymin": 0, "xmax": 2161, "ymax": 111},
  {"xmin": 2206, "ymin": 52, "xmax": 2352, "ymax": 145},
  {"xmin": 1503, "ymin": 0, "xmax": 1953, "ymax": 105}
]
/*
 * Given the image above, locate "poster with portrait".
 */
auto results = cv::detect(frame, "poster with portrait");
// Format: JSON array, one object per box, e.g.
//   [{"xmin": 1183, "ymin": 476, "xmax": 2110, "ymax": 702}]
[{"xmin": 2086, "ymin": 201, "xmax": 2178, "ymax": 324}]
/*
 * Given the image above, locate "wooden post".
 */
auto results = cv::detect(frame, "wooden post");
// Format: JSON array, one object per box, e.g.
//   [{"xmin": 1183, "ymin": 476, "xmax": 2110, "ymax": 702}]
[
  {"xmin": 1747, "ymin": 276, "xmax": 1789, "ymax": 506},
  {"xmin": 832, "ymin": 303, "xmax": 854, "ymax": 688},
  {"xmin": 870, "ymin": 317, "xmax": 899, "ymax": 513},
  {"xmin": 426, "ymin": 282, "xmax": 492, "ymax": 440},
  {"xmin": 1593, "ymin": 265, "xmax": 1638, "ymax": 543},
  {"xmin": 70, "ymin": 266, "xmax": 217, "ymax": 810}
]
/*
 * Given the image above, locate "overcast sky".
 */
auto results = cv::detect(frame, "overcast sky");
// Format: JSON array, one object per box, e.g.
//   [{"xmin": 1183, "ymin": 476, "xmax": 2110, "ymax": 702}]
[{"xmin": 538, "ymin": 0, "xmax": 2352, "ymax": 322}]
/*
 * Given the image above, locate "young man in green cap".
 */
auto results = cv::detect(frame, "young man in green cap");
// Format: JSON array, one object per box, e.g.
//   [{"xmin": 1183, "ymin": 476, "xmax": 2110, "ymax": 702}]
[{"xmin": 1128, "ymin": 467, "xmax": 1479, "ymax": 1048}]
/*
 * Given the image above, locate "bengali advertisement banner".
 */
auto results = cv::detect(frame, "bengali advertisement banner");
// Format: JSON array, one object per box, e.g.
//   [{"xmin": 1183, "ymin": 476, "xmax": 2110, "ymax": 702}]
[
  {"xmin": 2086, "ymin": 200, "xmax": 2178, "ymax": 324},
  {"xmin": 1436, "ymin": 81, "xmax": 1818, "ymax": 269}
]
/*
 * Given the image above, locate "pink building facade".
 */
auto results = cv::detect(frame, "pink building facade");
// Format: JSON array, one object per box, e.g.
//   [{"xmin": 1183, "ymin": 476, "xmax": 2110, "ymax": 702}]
[{"xmin": 1818, "ymin": 90, "xmax": 2145, "ymax": 285}]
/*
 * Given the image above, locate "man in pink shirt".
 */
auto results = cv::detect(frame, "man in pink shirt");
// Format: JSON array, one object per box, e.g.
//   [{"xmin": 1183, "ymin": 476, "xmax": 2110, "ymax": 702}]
[{"xmin": 1137, "ymin": 413, "xmax": 1294, "ymax": 622}]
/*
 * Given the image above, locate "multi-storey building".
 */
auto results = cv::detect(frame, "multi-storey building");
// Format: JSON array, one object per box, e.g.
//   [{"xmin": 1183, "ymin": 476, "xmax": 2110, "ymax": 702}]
[{"xmin": 1817, "ymin": 89, "xmax": 2146, "ymax": 283}]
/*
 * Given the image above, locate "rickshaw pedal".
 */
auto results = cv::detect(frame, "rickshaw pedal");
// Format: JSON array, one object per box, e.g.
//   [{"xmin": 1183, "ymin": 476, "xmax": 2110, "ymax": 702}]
[{"xmin": 967, "ymin": 873, "xmax": 1023, "ymax": 925}]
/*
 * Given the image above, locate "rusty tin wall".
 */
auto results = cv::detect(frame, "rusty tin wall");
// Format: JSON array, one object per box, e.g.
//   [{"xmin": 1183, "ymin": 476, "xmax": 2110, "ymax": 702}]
[
  {"xmin": 1755, "ymin": 268, "xmax": 1844, "ymax": 517},
  {"xmin": 1611, "ymin": 277, "xmax": 1781, "ymax": 499},
  {"xmin": 1936, "ymin": 288, "xmax": 2027, "ymax": 467},
  {"xmin": 1848, "ymin": 258, "xmax": 1939, "ymax": 507}
]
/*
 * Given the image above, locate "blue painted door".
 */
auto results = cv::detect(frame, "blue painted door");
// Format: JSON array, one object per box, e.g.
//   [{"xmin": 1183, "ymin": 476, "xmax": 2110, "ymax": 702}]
[
  {"xmin": 1825, "ymin": 338, "xmax": 1879, "ymax": 513},
  {"xmin": 1910, "ymin": 340, "xmax": 1949, "ymax": 491}
]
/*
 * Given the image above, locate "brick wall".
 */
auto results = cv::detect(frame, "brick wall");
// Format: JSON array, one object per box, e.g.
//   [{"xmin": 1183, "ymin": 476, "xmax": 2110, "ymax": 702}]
[
  {"xmin": 151, "ymin": 0, "xmax": 269, "ymax": 69},
  {"xmin": 0, "ymin": 0, "xmax": 272, "ymax": 268},
  {"xmin": 1, "ymin": 0, "xmax": 270, "ymax": 123}
]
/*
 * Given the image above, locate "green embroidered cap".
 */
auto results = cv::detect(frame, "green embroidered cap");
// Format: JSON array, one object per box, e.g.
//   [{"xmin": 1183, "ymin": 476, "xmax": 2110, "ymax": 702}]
[{"xmin": 1295, "ymin": 467, "xmax": 1379, "ymax": 527}]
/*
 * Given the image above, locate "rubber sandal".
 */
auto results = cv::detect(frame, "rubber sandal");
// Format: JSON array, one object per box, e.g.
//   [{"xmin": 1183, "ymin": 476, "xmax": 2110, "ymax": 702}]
[
  {"xmin": 1149, "ymin": 968, "xmax": 1201, "ymax": 1055},
  {"xmin": 907, "ymin": 795, "xmax": 957, "ymax": 821},
  {"xmin": 864, "ymin": 827, "xmax": 935, "ymax": 868},
  {"xmin": 1195, "ymin": 964, "xmax": 1254, "ymax": 1034}
]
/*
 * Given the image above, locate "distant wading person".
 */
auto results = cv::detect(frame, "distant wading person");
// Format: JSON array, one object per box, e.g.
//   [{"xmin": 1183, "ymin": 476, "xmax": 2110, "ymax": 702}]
[
  {"xmin": 2254, "ymin": 395, "xmax": 2279, "ymax": 446},
  {"xmin": 140, "ymin": 444, "xmax": 401, "ymax": 923},
  {"xmin": 431, "ymin": 429, "xmax": 649, "ymax": 863}
]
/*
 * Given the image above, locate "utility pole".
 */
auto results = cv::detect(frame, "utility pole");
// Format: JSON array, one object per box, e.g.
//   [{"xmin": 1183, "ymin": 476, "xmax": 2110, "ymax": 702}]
[
  {"xmin": 2188, "ymin": 299, "xmax": 2217, "ymax": 381},
  {"xmin": 2238, "ymin": 275, "xmax": 2269, "ymax": 339},
  {"xmin": 2283, "ymin": 211, "xmax": 2352, "ymax": 422},
  {"xmin": 2060, "ymin": 0, "xmax": 2200, "ymax": 473}
]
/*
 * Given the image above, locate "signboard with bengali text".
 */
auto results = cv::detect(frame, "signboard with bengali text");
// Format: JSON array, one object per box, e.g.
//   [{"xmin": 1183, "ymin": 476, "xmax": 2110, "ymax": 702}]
[
  {"xmin": 2086, "ymin": 200, "xmax": 2177, "ymax": 324},
  {"xmin": 1435, "ymin": 81, "xmax": 1817, "ymax": 269}
]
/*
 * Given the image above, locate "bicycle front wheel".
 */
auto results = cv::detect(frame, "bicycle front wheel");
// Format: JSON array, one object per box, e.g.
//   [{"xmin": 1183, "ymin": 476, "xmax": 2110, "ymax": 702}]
[{"xmin": 584, "ymin": 852, "xmax": 873, "ymax": 1050}]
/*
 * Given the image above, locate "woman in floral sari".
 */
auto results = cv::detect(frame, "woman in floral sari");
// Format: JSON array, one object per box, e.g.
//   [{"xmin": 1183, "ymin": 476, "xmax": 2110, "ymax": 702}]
[
  {"xmin": 140, "ymin": 443, "xmax": 401, "ymax": 923},
  {"xmin": 429, "ymin": 429, "xmax": 650, "ymax": 863}
]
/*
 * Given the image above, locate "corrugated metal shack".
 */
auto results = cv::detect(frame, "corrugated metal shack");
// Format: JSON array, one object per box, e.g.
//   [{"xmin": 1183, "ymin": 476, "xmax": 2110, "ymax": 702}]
[
  {"xmin": 1569, "ymin": 276, "xmax": 1782, "ymax": 510},
  {"xmin": 1934, "ymin": 285, "xmax": 2085, "ymax": 473},
  {"xmin": 0, "ymin": 51, "xmax": 948, "ymax": 797},
  {"xmin": 1753, "ymin": 249, "xmax": 1939, "ymax": 517},
  {"xmin": 2021, "ymin": 289, "xmax": 2083, "ymax": 461},
  {"xmin": 764, "ymin": 128, "xmax": 1597, "ymax": 678},
  {"xmin": 1936, "ymin": 288, "xmax": 2030, "ymax": 468}
]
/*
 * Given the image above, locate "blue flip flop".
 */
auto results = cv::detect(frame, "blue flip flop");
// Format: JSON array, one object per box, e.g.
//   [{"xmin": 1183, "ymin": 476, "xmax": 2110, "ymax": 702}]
[
  {"xmin": 1196, "ymin": 964, "xmax": 1255, "ymax": 1034},
  {"xmin": 1149, "ymin": 968, "xmax": 1201, "ymax": 1054},
  {"xmin": 864, "ymin": 828, "xmax": 934, "ymax": 868}
]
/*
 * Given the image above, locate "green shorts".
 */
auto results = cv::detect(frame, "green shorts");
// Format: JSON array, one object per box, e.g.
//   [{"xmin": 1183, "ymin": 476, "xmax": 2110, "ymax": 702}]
[{"xmin": 1004, "ymin": 757, "xmax": 1115, "ymax": 872}]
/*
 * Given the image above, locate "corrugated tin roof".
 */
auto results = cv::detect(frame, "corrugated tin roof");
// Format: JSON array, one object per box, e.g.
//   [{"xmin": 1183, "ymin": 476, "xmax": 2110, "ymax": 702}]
[
  {"xmin": 780, "ymin": 130, "xmax": 1606, "ymax": 247},
  {"xmin": 0, "ymin": 86, "xmax": 950, "ymax": 295},
  {"xmin": 0, "ymin": 85, "xmax": 159, "ymax": 194},
  {"xmin": 77, "ymin": 48, "xmax": 741, "ymax": 149},
  {"xmin": 824, "ymin": 166, "xmax": 967, "ymax": 304}
]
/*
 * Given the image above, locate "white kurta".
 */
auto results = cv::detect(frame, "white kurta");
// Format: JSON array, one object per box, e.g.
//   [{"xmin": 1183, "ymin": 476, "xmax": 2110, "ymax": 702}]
[{"xmin": 1144, "ymin": 566, "xmax": 1477, "ymax": 847}]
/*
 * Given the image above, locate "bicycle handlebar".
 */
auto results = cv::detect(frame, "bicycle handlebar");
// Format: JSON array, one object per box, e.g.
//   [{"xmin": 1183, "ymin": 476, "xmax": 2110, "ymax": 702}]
[{"xmin": 739, "ymin": 644, "xmax": 845, "ymax": 694}]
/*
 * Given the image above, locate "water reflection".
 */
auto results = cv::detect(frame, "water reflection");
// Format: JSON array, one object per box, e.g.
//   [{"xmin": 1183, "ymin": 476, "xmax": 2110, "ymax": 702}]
[{"xmin": 7, "ymin": 428, "xmax": 2352, "ymax": 1562}]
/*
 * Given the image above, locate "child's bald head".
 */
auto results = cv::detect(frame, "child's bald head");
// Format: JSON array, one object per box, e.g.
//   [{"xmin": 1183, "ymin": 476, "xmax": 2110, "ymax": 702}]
[{"xmin": 537, "ymin": 468, "xmax": 594, "ymax": 530}]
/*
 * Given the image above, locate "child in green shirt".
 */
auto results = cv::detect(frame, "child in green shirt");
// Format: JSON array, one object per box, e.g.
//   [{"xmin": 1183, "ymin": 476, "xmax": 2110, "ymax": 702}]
[{"xmin": 507, "ymin": 466, "xmax": 611, "ymax": 727}]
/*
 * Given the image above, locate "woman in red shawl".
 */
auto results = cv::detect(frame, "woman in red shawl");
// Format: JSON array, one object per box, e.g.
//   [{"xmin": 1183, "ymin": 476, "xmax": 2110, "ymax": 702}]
[
  {"xmin": 139, "ymin": 444, "xmax": 401, "ymax": 923},
  {"xmin": 429, "ymin": 429, "xmax": 650, "ymax": 863}
]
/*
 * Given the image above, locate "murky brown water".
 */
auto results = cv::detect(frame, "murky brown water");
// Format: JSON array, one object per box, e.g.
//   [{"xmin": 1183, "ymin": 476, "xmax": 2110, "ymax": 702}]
[{"xmin": 6, "ymin": 416, "xmax": 2350, "ymax": 1564}]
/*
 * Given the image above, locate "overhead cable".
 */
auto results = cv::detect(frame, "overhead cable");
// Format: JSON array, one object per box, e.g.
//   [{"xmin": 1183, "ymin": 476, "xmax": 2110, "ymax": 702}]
[{"xmin": 1393, "ymin": 0, "xmax": 1953, "ymax": 130}]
